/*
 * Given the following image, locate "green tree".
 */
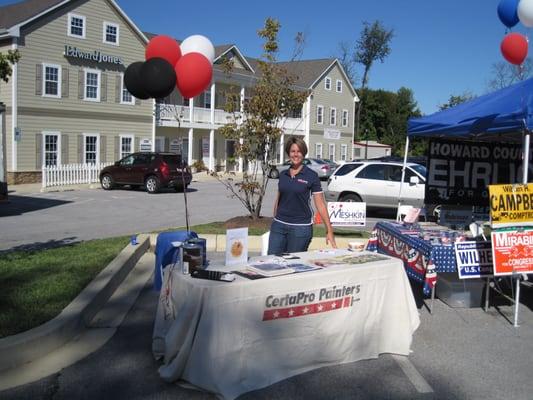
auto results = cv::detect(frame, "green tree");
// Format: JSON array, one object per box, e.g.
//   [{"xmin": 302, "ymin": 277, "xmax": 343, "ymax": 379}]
[
  {"xmin": 213, "ymin": 18, "xmax": 308, "ymax": 220},
  {"xmin": 438, "ymin": 91, "xmax": 475, "ymax": 111},
  {"xmin": 353, "ymin": 21, "xmax": 394, "ymax": 154},
  {"xmin": 0, "ymin": 49, "xmax": 20, "ymax": 83},
  {"xmin": 359, "ymin": 87, "xmax": 422, "ymax": 156}
]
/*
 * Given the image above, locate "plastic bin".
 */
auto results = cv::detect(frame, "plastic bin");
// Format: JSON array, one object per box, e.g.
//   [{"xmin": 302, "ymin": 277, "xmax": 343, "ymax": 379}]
[{"xmin": 436, "ymin": 272, "xmax": 486, "ymax": 308}]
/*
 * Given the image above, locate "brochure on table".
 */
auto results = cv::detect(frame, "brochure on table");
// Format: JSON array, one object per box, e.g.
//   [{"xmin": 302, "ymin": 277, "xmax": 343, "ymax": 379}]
[{"xmin": 225, "ymin": 227, "xmax": 248, "ymax": 266}]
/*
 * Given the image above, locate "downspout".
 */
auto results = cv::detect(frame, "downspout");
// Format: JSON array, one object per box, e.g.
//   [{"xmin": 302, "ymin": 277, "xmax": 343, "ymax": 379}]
[{"xmin": 11, "ymin": 38, "xmax": 18, "ymax": 171}]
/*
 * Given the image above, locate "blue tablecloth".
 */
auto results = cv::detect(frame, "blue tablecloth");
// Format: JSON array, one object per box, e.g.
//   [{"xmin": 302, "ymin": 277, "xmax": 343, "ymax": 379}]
[
  {"xmin": 154, "ymin": 231, "xmax": 198, "ymax": 290},
  {"xmin": 367, "ymin": 221, "xmax": 457, "ymax": 296}
]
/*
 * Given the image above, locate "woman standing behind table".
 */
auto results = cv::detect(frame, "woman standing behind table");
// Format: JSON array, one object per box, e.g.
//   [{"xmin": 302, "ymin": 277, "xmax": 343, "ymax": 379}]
[{"xmin": 268, "ymin": 136, "xmax": 337, "ymax": 255}]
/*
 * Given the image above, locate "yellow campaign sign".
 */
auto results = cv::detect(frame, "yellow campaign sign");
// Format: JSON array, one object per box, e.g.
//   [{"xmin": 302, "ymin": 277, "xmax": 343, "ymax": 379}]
[{"xmin": 489, "ymin": 184, "xmax": 533, "ymax": 228}]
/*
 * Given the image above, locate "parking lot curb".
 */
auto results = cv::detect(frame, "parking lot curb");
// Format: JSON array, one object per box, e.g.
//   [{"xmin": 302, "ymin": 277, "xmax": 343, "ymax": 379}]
[{"xmin": 0, "ymin": 235, "xmax": 150, "ymax": 372}]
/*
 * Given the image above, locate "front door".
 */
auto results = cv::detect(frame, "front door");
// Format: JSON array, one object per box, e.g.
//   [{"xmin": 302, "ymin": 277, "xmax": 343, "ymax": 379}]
[{"xmin": 201, "ymin": 137, "xmax": 210, "ymax": 167}]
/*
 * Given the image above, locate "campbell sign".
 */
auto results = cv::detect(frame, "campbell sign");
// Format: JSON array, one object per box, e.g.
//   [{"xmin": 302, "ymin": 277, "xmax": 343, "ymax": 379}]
[
  {"xmin": 489, "ymin": 183, "xmax": 533, "ymax": 228},
  {"xmin": 64, "ymin": 45, "xmax": 124, "ymax": 65}
]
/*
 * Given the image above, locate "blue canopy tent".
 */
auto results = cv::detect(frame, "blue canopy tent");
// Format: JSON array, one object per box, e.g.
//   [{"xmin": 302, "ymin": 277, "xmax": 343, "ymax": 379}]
[
  {"xmin": 408, "ymin": 77, "xmax": 533, "ymax": 140},
  {"xmin": 400, "ymin": 79, "xmax": 533, "ymax": 327}
]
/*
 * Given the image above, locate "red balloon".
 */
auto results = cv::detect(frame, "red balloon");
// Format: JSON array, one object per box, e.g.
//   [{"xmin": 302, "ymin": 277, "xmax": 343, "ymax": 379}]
[
  {"xmin": 500, "ymin": 33, "xmax": 528, "ymax": 65},
  {"xmin": 175, "ymin": 53, "xmax": 213, "ymax": 99},
  {"xmin": 145, "ymin": 35, "xmax": 181, "ymax": 66}
]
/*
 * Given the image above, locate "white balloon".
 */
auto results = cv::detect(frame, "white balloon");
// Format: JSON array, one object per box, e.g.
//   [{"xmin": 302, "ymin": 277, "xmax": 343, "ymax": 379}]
[
  {"xmin": 518, "ymin": 0, "xmax": 533, "ymax": 27},
  {"xmin": 180, "ymin": 35, "xmax": 215, "ymax": 64}
]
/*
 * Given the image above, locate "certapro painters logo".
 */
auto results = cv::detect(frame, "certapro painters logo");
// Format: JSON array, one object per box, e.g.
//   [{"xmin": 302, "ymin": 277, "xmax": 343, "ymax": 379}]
[{"xmin": 262, "ymin": 284, "xmax": 360, "ymax": 321}]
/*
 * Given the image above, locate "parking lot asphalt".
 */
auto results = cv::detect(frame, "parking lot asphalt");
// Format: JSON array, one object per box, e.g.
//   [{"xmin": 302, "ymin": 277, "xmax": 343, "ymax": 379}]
[
  {"xmin": 1, "ymin": 251, "xmax": 533, "ymax": 400},
  {"xmin": 1, "ymin": 176, "xmax": 393, "ymax": 252}
]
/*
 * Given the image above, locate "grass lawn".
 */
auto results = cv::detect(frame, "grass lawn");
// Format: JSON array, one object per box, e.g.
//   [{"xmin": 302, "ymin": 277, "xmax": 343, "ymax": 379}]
[
  {"xmin": 0, "ymin": 236, "xmax": 129, "ymax": 338},
  {"xmin": 1, "ymin": 222, "xmax": 370, "ymax": 338},
  {"xmin": 172, "ymin": 221, "xmax": 371, "ymax": 238}
]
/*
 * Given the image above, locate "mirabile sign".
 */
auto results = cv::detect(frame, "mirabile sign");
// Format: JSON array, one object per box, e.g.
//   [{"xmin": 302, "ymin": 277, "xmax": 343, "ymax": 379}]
[{"xmin": 426, "ymin": 139, "xmax": 532, "ymax": 206}]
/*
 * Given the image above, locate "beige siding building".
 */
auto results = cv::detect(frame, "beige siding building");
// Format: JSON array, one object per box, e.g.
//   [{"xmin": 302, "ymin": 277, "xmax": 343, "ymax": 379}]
[{"xmin": 0, "ymin": 0, "xmax": 358, "ymax": 185}]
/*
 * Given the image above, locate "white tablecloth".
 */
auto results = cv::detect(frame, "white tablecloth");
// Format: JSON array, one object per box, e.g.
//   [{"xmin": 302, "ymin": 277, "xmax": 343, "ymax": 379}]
[{"xmin": 152, "ymin": 250, "xmax": 420, "ymax": 399}]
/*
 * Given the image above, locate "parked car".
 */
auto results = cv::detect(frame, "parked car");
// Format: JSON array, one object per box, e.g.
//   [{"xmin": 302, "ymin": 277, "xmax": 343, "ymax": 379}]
[
  {"xmin": 268, "ymin": 158, "xmax": 334, "ymax": 180},
  {"xmin": 99, "ymin": 152, "xmax": 192, "ymax": 194},
  {"xmin": 325, "ymin": 160, "xmax": 437, "ymax": 214}
]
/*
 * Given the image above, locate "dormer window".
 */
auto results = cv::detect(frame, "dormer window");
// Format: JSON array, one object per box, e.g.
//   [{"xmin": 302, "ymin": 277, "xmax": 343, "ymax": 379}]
[
  {"xmin": 325, "ymin": 77, "xmax": 331, "ymax": 90},
  {"xmin": 103, "ymin": 22, "xmax": 119, "ymax": 45},
  {"xmin": 68, "ymin": 13, "xmax": 86, "ymax": 39}
]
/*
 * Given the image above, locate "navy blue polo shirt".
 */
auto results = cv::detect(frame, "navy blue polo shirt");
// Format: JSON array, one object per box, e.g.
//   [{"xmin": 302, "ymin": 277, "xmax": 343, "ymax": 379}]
[{"xmin": 275, "ymin": 165, "xmax": 323, "ymax": 225}]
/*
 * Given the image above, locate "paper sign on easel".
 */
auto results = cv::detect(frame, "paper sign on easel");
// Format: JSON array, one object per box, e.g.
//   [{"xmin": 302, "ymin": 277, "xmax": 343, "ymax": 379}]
[{"xmin": 225, "ymin": 227, "xmax": 248, "ymax": 266}]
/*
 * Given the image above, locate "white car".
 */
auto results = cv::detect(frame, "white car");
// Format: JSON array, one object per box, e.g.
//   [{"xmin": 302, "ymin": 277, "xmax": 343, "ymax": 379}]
[{"xmin": 325, "ymin": 161, "xmax": 427, "ymax": 210}]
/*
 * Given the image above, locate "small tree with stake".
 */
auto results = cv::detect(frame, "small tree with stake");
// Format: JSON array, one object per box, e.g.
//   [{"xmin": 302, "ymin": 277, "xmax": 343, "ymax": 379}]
[{"xmin": 212, "ymin": 17, "xmax": 308, "ymax": 220}]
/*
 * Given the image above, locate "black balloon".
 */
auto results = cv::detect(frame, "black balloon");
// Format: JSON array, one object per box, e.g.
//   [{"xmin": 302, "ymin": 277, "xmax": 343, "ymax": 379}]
[
  {"xmin": 140, "ymin": 57, "xmax": 176, "ymax": 99},
  {"xmin": 124, "ymin": 61, "xmax": 150, "ymax": 100}
]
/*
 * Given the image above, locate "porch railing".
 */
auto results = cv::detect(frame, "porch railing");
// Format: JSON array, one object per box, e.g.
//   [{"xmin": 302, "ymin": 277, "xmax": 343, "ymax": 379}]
[{"xmin": 42, "ymin": 162, "xmax": 112, "ymax": 189}]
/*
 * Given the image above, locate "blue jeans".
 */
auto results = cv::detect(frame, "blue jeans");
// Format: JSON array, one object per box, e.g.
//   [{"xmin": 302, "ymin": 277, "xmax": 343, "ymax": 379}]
[{"xmin": 268, "ymin": 220, "xmax": 313, "ymax": 255}]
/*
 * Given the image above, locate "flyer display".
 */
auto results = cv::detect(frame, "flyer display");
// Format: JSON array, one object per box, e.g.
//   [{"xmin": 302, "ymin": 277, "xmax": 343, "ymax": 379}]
[
  {"xmin": 454, "ymin": 241, "xmax": 493, "ymax": 279},
  {"xmin": 489, "ymin": 183, "xmax": 533, "ymax": 228},
  {"xmin": 491, "ymin": 228, "xmax": 533, "ymax": 276},
  {"xmin": 225, "ymin": 227, "xmax": 248, "ymax": 266}
]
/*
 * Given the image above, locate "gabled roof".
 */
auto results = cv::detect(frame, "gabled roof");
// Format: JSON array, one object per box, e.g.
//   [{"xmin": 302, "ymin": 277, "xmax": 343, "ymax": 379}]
[
  {"xmin": 277, "ymin": 58, "xmax": 334, "ymax": 88},
  {"xmin": 0, "ymin": 0, "xmax": 147, "ymax": 43},
  {"xmin": 214, "ymin": 44, "xmax": 254, "ymax": 73},
  {"xmin": 0, "ymin": 0, "xmax": 65, "ymax": 29}
]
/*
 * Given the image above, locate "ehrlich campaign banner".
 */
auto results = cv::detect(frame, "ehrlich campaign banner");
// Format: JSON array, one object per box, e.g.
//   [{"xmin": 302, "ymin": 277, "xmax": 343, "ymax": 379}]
[{"xmin": 425, "ymin": 139, "xmax": 531, "ymax": 206}]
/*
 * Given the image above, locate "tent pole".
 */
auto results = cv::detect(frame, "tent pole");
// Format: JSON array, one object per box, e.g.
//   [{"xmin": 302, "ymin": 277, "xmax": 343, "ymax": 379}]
[
  {"xmin": 396, "ymin": 136, "xmax": 410, "ymax": 221},
  {"xmin": 522, "ymin": 130, "xmax": 530, "ymax": 184}
]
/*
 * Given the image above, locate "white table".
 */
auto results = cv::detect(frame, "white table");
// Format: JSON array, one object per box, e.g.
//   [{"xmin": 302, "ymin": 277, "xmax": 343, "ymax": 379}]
[{"xmin": 152, "ymin": 250, "xmax": 420, "ymax": 400}]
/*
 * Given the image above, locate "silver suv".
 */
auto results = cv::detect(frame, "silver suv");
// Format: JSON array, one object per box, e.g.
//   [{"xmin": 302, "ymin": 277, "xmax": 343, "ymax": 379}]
[{"xmin": 325, "ymin": 161, "xmax": 427, "ymax": 210}]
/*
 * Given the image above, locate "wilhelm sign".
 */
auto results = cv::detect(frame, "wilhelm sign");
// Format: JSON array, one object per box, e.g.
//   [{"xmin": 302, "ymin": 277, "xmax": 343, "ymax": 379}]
[{"xmin": 425, "ymin": 139, "xmax": 531, "ymax": 206}]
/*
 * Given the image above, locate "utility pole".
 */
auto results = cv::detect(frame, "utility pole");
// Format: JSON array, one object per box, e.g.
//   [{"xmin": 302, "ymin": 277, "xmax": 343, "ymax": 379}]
[{"xmin": 364, "ymin": 129, "xmax": 369, "ymax": 159}]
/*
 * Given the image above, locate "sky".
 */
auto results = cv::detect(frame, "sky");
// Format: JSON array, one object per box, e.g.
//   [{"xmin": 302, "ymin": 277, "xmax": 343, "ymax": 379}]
[{"xmin": 0, "ymin": 0, "xmax": 526, "ymax": 114}]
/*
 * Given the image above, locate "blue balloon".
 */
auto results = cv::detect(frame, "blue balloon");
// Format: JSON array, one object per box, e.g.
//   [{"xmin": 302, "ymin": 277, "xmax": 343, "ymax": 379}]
[{"xmin": 498, "ymin": 0, "xmax": 520, "ymax": 28}]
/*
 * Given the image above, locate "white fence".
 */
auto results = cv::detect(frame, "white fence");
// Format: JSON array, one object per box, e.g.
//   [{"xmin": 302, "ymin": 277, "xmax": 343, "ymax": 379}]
[{"xmin": 42, "ymin": 162, "xmax": 112, "ymax": 188}]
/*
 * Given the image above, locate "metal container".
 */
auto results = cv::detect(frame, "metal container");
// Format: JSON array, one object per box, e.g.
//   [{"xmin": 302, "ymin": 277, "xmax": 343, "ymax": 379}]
[
  {"xmin": 186, "ymin": 238, "xmax": 207, "ymax": 267},
  {"xmin": 183, "ymin": 241, "xmax": 203, "ymax": 270}
]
